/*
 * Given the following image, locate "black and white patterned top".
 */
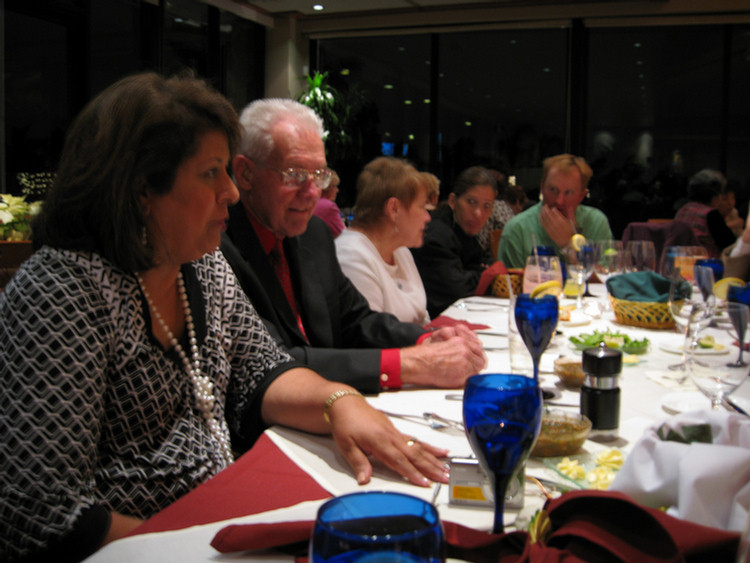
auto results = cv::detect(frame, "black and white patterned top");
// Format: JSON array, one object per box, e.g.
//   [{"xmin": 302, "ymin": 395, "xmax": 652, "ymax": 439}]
[{"xmin": 0, "ymin": 247, "xmax": 299, "ymax": 562}]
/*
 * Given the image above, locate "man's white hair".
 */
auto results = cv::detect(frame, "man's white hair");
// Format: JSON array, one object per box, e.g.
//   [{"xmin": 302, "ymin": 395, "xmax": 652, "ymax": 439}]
[{"xmin": 238, "ymin": 98, "xmax": 325, "ymax": 161}]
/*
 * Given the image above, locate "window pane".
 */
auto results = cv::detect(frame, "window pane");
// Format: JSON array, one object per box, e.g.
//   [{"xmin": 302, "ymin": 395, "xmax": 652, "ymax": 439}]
[
  {"xmin": 164, "ymin": 0, "xmax": 208, "ymax": 76},
  {"xmin": 438, "ymin": 28, "xmax": 568, "ymax": 196},
  {"xmin": 318, "ymin": 34, "xmax": 431, "ymax": 206},
  {"xmin": 728, "ymin": 25, "xmax": 750, "ymax": 209},
  {"xmin": 586, "ymin": 25, "xmax": 724, "ymax": 235}
]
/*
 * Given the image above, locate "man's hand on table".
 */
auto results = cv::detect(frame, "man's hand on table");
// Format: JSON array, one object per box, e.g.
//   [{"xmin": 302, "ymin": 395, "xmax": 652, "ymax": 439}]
[
  {"xmin": 328, "ymin": 396, "xmax": 451, "ymax": 487},
  {"xmin": 400, "ymin": 325, "xmax": 487, "ymax": 388}
]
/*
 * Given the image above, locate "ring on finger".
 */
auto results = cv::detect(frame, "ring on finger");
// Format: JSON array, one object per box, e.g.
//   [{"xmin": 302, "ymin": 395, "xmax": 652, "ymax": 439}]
[{"xmin": 406, "ymin": 436, "xmax": 418, "ymax": 447}]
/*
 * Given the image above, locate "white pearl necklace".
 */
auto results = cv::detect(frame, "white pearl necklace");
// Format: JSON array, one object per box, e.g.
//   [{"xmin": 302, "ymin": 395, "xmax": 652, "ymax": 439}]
[{"xmin": 136, "ymin": 271, "xmax": 233, "ymax": 467}]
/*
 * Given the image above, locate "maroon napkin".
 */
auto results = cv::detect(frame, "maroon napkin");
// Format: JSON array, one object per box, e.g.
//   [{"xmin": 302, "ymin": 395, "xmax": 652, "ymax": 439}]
[
  {"xmin": 130, "ymin": 434, "xmax": 332, "ymax": 536},
  {"xmin": 425, "ymin": 315, "xmax": 491, "ymax": 331},
  {"xmin": 475, "ymin": 261, "xmax": 509, "ymax": 296},
  {"xmin": 210, "ymin": 490, "xmax": 739, "ymax": 563}
]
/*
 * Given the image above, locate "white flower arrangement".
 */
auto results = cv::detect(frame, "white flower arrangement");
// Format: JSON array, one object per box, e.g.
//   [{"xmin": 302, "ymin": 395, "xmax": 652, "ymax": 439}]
[{"xmin": 0, "ymin": 194, "xmax": 43, "ymax": 241}]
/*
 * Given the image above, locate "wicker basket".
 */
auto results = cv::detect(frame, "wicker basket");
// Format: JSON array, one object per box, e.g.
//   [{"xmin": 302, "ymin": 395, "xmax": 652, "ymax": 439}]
[
  {"xmin": 609, "ymin": 295, "xmax": 677, "ymax": 329},
  {"xmin": 492, "ymin": 270, "xmax": 524, "ymax": 298}
]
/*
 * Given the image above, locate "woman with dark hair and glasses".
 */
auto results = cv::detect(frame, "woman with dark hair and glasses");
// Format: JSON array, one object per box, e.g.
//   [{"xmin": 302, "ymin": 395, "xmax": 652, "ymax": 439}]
[{"xmin": 0, "ymin": 74, "xmax": 450, "ymax": 562}]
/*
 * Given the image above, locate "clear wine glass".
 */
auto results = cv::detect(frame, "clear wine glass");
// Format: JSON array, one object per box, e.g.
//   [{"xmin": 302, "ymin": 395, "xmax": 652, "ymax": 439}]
[
  {"xmin": 514, "ymin": 293, "xmax": 559, "ymax": 382},
  {"xmin": 595, "ymin": 239, "xmax": 624, "ymax": 310},
  {"xmin": 668, "ymin": 277, "xmax": 713, "ymax": 373},
  {"xmin": 310, "ymin": 491, "xmax": 444, "ymax": 563},
  {"xmin": 624, "ymin": 240, "xmax": 656, "ymax": 273},
  {"xmin": 727, "ymin": 284, "xmax": 750, "ymax": 367},
  {"xmin": 462, "ymin": 373, "xmax": 543, "ymax": 533},
  {"xmin": 684, "ymin": 302, "xmax": 750, "ymax": 410},
  {"xmin": 562, "ymin": 243, "xmax": 599, "ymax": 310}
]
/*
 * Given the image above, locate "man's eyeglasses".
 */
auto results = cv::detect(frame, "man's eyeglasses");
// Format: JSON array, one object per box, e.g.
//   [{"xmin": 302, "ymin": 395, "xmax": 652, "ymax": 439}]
[{"xmin": 254, "ymin": 160, "xmax": 332, "ymax": 190}]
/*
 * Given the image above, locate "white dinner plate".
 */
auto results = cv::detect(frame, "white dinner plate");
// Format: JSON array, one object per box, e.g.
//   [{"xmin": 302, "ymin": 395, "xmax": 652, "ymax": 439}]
[
  {"xmin": 658, "ymin": 342, "xmax": 731, "ymax": 355},
  {"xmin": 660, "ymin": 391, "xmax": 711, "ymax": 414}
]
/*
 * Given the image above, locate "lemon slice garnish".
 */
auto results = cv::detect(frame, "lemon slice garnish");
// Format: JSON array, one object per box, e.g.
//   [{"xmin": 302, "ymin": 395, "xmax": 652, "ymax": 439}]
[
  {"xmin": 570, "ymin": 233, "xmax": 587, "ymax": 251},
  {"xmin": 713, "ymin": 277, "xmax": 745, "ymax": 300},
  {"xmin": 530, "ymin": 279, "xmax": 563, "ymax": 298}
]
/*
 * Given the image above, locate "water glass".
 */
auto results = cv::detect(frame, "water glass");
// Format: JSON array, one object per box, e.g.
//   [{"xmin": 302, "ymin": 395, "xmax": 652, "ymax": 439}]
[
  {"xmin": 624, "ymin": 240, "xmax": 656, "ymax": 272},
  {"xmin": 310, "ymin": 491, "xmax": 444, "ymax": 563},
  {"xmin": 522, "ymin": 254, "xmax": 563, "ymax": 294}
]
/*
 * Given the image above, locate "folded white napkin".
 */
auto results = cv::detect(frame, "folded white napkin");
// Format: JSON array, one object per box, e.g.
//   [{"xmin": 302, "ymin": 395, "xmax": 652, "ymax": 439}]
[{"xmin": 610, "ymin": 409, "xmax": 750, "ymax": 531}]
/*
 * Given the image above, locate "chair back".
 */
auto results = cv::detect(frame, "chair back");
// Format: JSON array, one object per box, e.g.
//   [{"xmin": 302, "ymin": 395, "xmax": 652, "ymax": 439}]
[
  {"xmin": 490, "ymin": 229, "xmax": 503, "ymax": 259},
  {"xmin": 621, "ymin": 220, "xmax": 700, "ymax": 274}
]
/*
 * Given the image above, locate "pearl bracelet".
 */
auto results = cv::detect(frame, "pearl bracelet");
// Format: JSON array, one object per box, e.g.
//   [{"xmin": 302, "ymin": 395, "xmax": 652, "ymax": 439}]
[{"xmin": 323, "ymin": 389, "xmax": 363, "ymax": 423}]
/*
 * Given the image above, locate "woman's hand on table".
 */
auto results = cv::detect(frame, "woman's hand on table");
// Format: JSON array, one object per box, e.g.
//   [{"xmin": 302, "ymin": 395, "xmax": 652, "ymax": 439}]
[{"xmin": 328, "ymin": 398, "xmax": 450, "ymax": 487}]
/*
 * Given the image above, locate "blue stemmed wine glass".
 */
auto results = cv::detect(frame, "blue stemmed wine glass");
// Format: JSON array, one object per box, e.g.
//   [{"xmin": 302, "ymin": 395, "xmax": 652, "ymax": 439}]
[
  {"xmin": 727, "ymin": 284, "xmax": 750, "ymax": 367},
  {"xmin": 462, "ymin": 373, "xmax": 543, "ymax": 533},
  {"xmin": 310, "ymin": 491, "xmax": 444, "ymax": 563},
  {"xmin": 514, "ymin": 293, "xmax": 559, "ymax": 382}
]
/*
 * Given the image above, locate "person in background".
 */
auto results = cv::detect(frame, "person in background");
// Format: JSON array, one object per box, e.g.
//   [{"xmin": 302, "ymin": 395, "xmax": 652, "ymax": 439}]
[
  {"xmin": 674, "ymin": 168, "xmax": 735, "ymax": 258},
  {"xmin": 498, "ymin": 154, "xmax": 612, "ymax": 268},
  {"xmin": 421, "ymin": 171, "xmax": 441, "ymax": 210},
  {"xmin": 335, "ymin": 157, "xmax": 431, "ymax": 325},
  {"xmin": 713, "ymin": 184, "xmax": 744, "ymax": 238},
  {"xmin": 221, "ymin": 98, "xmax": 486, "ymax": 395},
  {"xmin": 411, "ymin": 166, "xmax": 507, "ymax": 318},
  {"xmin": 313, "ymin": 169, "xmax": 346, "ymax": 238},
  {"xmin": 476, "ymin": 179, "xmax": 528, "ymax": 257},
  {"xmin": 0, "ymin": 73, "xmax": 453, "ymax": 563},
  {"xmin": 723, "ymin": 205, "xmax": 750, "ymax": 280}
]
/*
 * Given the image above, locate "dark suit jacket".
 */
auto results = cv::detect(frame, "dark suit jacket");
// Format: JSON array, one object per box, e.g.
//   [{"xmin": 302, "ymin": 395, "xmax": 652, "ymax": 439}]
[
  {"xmin": 221, "ymin": 202, "xmax": 426, "ymax": 394},
  {"xmin": 411, "ymin": 205, "xmax": 487, "ymax": 318}
]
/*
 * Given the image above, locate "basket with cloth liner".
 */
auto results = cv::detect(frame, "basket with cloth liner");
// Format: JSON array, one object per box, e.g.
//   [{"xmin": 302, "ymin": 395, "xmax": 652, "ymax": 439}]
[
  {"xmin": 606, "ymin": 271, "xmax": 691, "ymax": 329},
  {"xmin": 491, "ymin": 268, "xmax": 524, "ymax": 298}
]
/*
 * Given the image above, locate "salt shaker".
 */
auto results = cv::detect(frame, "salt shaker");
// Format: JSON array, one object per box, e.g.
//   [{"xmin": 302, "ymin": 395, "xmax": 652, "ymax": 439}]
[{"xmin": 580, "ymin": 342, "xmax": 621, "ymax": 440}]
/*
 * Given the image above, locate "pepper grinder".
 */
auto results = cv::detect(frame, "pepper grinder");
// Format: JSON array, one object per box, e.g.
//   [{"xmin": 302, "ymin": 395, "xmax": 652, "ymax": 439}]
[{"xmin": 580, "ymin": 342, "xmax": 621, "ymax": 440}]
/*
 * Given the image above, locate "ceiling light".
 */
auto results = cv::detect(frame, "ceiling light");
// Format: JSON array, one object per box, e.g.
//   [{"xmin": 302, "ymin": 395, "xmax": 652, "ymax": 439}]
[
  {"xmin": 384, "ymin": 84, "xmax": 394, "ymax": 90},
  {"xmin": 404, "ymin": 100, "xmax": 412, "ymax": 105},
  {"xmin": 313, "ymin": 4, "xmax": 324, "ymax": 11},
  {"xmin": 423, "ymin": 99, "xmax": 431, "ymax": 104}
]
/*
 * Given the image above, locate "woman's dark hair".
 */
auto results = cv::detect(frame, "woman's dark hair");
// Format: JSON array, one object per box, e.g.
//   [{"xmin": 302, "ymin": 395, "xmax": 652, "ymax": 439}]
[
  {"xmin": 451, "ymin": 166, "xmax": 498, "ymax": 198},
  {"xmin": 687, "ymin": 169, "xmax": 726, "ymax": 205},
  {"xmin": 32, "ymin": 71, "xmax": 240, "ymax": 271}
]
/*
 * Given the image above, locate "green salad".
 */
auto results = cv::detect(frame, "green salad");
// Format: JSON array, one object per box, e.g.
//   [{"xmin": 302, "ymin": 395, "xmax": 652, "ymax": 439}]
[{"xmin": 569, "ymin": 330, "xmax": 650, "ymax": 355}]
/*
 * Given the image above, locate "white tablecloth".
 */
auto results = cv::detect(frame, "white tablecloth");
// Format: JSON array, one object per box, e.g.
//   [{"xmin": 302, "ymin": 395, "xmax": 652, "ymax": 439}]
[{"xmin": 85, "ymin": 287, "xmax": 750, "ymax": 562}]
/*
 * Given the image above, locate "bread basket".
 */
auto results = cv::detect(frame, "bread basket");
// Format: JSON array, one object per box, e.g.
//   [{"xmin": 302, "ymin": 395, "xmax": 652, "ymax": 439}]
[
  {"xmin": 609, "ymin": 295, "xmax": 677, "ymax": 329},
  {"xmin": 491, "ymin": 269, "xmax": 524, "ymax": 298}
]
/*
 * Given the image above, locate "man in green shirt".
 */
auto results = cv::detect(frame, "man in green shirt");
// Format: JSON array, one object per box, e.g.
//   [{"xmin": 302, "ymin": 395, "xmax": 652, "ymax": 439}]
[{"xmin": 498, "ymin": 154, "xmax": 612, "ymax": 268}]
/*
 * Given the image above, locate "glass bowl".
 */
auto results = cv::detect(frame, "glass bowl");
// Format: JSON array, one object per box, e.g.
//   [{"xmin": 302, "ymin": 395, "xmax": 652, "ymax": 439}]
[{"xmin": 531, "ymin": 410, "xmax": 592, "ymax": 457}]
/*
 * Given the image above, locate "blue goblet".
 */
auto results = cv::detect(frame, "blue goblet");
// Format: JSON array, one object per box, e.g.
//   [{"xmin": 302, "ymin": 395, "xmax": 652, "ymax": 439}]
[
  {"xmin": 462, "ymin": 373, "xmax": 543, "ymax": 534},
  {"xmin": 727, "ymin": 284, "xmax": 750, "ymax": 367},
  {"xmin": 310, "ymin": 491, "xmax": 444, "ymax": 563},
  {"xmin": 695, "ymin": 257, "xmax": 724, "ymax": 283},
  {"xmin": 514, "ymin": 294, "xmax": 559, "ymax": 382}
]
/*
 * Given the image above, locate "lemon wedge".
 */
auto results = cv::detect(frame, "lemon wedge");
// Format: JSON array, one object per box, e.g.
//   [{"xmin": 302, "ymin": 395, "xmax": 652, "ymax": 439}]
[
  {"xmin": 530, "ymin": 279, "xmax": 563, "ymax": 298},
  {"xmin": 713, "ymin": 277, "xmax": 745, "ymax": 300},
  {"xmin": 570, "ymin": 233, "xmax": 587, "ymax": 251}
]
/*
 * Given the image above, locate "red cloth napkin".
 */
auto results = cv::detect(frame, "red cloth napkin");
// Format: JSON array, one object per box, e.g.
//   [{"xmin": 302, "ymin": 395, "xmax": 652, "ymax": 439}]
[
  {"xmin": 425, "ymin": 315, "xmax": 490, "ymax": 331},
  {"xmin": 475, "ymin": 261, "xmax": 509, "ymax": 296},
  {"xmin": 210, "ymin": 490, "xmax": 739, "ymax": 563},
  {"xmin": 129, "ymin": 433, "xmax": 332, "ymax": 536}
]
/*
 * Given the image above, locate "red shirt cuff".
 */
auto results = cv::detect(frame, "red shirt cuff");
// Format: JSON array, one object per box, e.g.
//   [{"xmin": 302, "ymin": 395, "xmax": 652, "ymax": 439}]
[
  {"xmin": 416, "ymin": 332, "xmax": 431, "ymax": 345},
  {"xmin": 379, "ymin": 349, "xmax": 402, "ymax": 390}
]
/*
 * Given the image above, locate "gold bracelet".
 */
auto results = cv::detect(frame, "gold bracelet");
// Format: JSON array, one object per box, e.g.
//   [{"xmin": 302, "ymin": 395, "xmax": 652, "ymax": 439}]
[{"xmin": 323, "ymin": 389, "xmax": 363, "ymax": 423}]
